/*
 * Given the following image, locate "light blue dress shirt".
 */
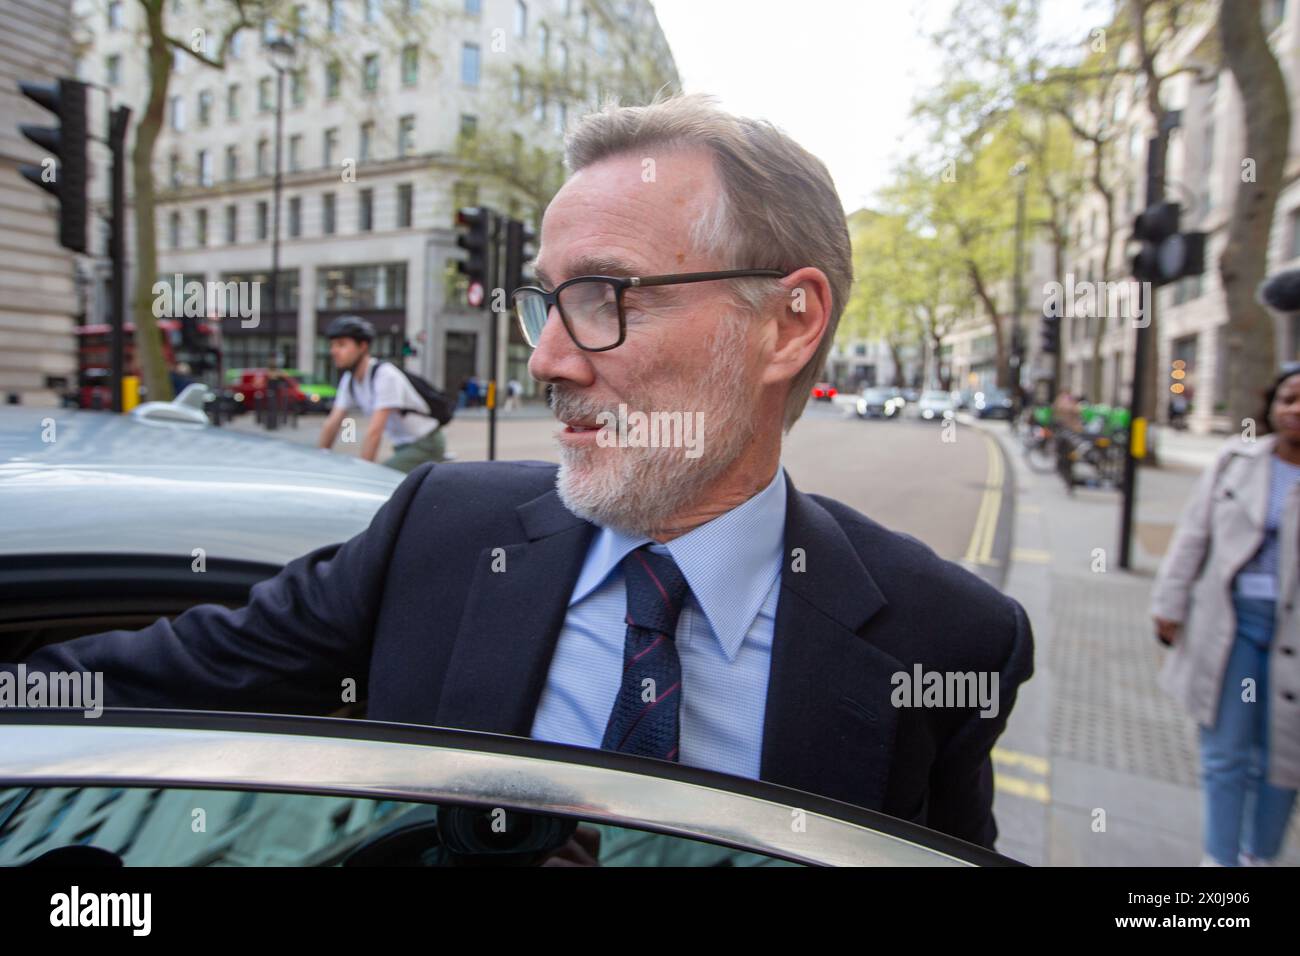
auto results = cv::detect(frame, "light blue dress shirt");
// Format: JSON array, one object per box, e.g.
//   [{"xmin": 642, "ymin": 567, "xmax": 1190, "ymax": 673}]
[{"xmin": 529, "ymin": 466, "xmax": 787, "ymax": 780}]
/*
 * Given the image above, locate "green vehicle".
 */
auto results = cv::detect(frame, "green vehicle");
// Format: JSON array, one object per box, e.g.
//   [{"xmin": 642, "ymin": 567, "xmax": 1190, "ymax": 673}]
[{"xmin": 282, "ymin": 369, "xmax": 337, "ymax": 413}]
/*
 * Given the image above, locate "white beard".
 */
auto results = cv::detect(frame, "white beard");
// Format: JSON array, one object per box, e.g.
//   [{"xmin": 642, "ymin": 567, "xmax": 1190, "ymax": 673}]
[{"xmin": 552, "ymin": 315, "xmax": 756, "ymax": 537}]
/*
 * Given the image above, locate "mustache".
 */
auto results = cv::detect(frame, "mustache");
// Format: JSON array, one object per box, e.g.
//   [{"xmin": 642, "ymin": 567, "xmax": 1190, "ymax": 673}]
[{"xmin": 549, "ymin": 386, "xmax": 621, "ymax": 422}]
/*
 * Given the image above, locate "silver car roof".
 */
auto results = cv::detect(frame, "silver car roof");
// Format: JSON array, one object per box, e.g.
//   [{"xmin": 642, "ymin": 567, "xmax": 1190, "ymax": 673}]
[{"xmin": 0, "ymin": 409, "xmax": 403, "ymax": 565}]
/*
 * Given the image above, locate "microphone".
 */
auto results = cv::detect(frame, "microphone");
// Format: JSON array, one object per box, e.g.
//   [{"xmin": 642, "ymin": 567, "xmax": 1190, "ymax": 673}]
[{"xmin": 1258, "ymin": 269, "xmax": 1300, "ymax": 311}]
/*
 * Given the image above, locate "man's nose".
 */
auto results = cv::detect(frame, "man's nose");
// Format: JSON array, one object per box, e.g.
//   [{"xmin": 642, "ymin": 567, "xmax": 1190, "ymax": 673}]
[{"xmin": 527, "ymin": 305, "xmax": 595, "ymax": 387}]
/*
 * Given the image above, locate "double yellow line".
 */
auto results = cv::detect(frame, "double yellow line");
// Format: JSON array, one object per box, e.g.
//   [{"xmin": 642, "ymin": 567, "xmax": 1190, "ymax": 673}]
[{"xmin": 964, "ymin": 433, "xmax": 1004, "ymax": 566}]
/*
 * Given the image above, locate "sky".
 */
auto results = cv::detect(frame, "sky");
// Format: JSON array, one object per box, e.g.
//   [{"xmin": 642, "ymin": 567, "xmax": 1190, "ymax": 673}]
[{"xmin": 650, "ymin": 0, "xmax": 1112, "ymax": 214}]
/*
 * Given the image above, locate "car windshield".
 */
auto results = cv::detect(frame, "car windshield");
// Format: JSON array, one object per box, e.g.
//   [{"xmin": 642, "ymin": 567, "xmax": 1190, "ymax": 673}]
[
  {"xmin": 921, "ymin": 391, "xmax": 950, "ymax": 402},
  {"xmin": 863, "ymin": 388, "xmax": 892, "ymax": 400}
]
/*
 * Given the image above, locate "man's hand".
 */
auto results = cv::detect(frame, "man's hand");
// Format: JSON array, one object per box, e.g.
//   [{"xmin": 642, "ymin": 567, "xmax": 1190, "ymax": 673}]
[
  {"xmin": 318, "ymin": 405, "xmax": 348, "ymax": 450},
  {"xmin": 1154, "ymin": 617, "xmax": 1181, "ymax": 646}
]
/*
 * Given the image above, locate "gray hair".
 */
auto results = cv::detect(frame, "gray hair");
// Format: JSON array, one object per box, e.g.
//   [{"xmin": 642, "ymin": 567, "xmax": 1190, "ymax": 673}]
[{"xmin": 564, "ymin": 93, "xmax": 852, "ymax": 432}]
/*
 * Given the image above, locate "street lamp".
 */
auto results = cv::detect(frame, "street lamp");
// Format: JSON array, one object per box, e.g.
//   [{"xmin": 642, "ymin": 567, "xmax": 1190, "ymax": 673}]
[{"xmin": 264, "ymin": 36, "xmax": 296, "ymax": 430}]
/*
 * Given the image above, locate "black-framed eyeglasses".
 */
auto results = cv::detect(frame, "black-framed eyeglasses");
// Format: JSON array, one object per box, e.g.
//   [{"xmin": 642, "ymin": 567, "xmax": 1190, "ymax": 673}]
[{"xmin": 510, "ymin": 269, "xmax": 786, "ymax": 352}]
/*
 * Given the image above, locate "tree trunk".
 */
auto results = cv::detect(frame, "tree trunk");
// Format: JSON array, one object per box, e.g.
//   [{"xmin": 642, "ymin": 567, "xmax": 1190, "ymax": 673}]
[
  {"xmin": 967, "ymin": 260, "xmax": 1007, "ymax": 387},
  {"xmin": 131, "ymin": 0, "xmax": 172, "ymax": 403},
  {"xmin": 1219, "ymin": 0, "xmax": 1290, "ymax": 428}
]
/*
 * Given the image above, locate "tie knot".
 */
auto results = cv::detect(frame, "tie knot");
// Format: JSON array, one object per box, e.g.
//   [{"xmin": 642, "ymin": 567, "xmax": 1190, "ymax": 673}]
[{"xmin": 622, "ymin": 546, "xmax": 690, "ymax": 638}]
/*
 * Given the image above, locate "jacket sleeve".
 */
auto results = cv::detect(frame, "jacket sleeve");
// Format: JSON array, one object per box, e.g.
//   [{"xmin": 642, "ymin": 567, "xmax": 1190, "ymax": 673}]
[
  {"xmin": 924, "ymin": 597, "xmax": 1035, "ymax": 850},
  {"xmin": 2, "ymin": 463, "xmax": 433, "ymax": 715},
  {"xmin": 1149, "ymin": 447, "xmax": 1227, "ymax": 623}
]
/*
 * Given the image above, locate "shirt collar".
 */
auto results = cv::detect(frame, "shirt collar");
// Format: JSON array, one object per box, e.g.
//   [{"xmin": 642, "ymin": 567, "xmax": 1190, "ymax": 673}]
[{"xmin": 569, "ymin": 466, "xmax": 787, "ymax": 662}]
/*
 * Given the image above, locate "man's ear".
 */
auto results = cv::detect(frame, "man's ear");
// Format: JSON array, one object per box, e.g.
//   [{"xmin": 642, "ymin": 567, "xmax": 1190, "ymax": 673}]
[{"xmin": 759, "ymin": 267, "xmax": 832, "ymax": 388}]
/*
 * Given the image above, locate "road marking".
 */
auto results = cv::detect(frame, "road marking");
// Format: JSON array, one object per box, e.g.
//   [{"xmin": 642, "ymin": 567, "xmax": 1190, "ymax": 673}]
[
  {"xmin": 994, "ymin": 775, "xmax": 1051, "ymax": 803},
  {"xmin": 964, "ymin": 433, "xmax": 1004, "ymax": 566},
  {"xmin": 993, "ymin": 747, "xmax": 1051, "ymax": 803},
  {"xmin": 1010, "ymin": 547, "xmax": 1052, "ymax": 564},
  {"xmin": 993, "ymin": 747, "xmax": 1050, "ymax": 776}
]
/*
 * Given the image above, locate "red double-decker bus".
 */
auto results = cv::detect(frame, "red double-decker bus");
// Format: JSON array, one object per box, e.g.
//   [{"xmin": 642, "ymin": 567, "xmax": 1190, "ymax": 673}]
[{"xmin": 73, "ymin": 319, "xmax": 222, "ymax": 409}]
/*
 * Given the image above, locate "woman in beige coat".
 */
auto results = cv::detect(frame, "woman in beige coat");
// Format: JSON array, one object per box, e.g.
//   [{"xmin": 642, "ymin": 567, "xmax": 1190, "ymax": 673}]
[{"xmin": 1151, "ymin": 369, "xmax": 1300, "ymax": 865}]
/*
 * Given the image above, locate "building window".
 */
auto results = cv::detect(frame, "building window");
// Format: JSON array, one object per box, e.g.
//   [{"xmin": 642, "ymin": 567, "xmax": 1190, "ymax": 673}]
[
  {"xmin": 323, "ymin": 127, "xmax": 339, "ymax": 167},
  {"xmin": 256, "ymin": 139, "xmax": 269, "ymax": 176},
  {"xmin": 538, "ymin": 23, "xmax": 549, "ymax": 61},
  {"xmin": 1289, "ymin": 209, "xmax": 1300, "ymax": 259},
  {"xmin": 169, "ymin": 95, "xmax": 185, "ymax": 131},
  {"xmin": 557, "ymin": 41, "xmax": 569, "ymax": 77},
  {"xmin": 226, "ymin": 83, "xmax": 240, "ymax": 119},
  {"xmin": 511, "ymin": 67, "xmax": 525, "ymax": 105},
  {"xmin": 317, "ymin": 263, "xmax": 408, "ymax": 309},
  {"xmin": 366, "ymin": 0, "xmax": 381, "ymax": 23},
  {"xmin": 225, "ymin": 204, "xmax": 238, "ymax": 243},
  {"xmin": 580, "ymin": 7, "xmax": 589, "ymax": 37},
  {"xmin": 398, "ymin": 115, "xmax": 415, "ymax": 157},
  {"xmin": 401, "ymin": 44, "xmax": 419, "ymax": 85},
  {"xmin": 359, "ymin": 188, "xmax": 374, "ymax": 231},
  {"xmin": 288, "ymin": 196, "xmax": 301, "ymax": 238},
  {"xmin": 290, "ymin": 68, "xmax": 305, "ymax": 106},
  {"xmin": 554, "ymin": 100, "xmax": 566, "ymax": 136},
  {"xmin": 259, "ymin": 77, "xmax": 273, "ymax": 111},
  {"xmin": 197, "ymin": 89, "xmax": 212, "ymax": 126},
  {"xmin": 459, "ymin": 114, "xmax": 478, "ymax": 140},
  {"xmin": 230, "ymin": 29, "xmax": 243, "ymax": 58},
  {"xmin": 533, "ymin": 93, "xmax": 546, "ymax": 124},
  {"xmin": 196, "ymin": 149, "xmax": 212, "ymax": 186},
  {"xmin": 322, "ymin": 192, "xmax": 336, "ymax": 234},
  {"xmin": 107, "ymin": 0, "xmax": 123, "ymax": 28},
  {"xmin": 397, "ymin": 183, "xmax": 413, "ymax": 228},
  {"xmin": 363, "ymin": 54, "xmax": 379, "ymax": 92},
  {"xmin": 515, "ymin": 0, "xmax": 527, "ymax": 36},
  {"xmin": 325, "ymin": 61, "xmax": 341, "ymax": 99},
  {"xmin": 168, "ymin": 152, "xmax": 181, "ymax": 188},
  {"xmin": 289, "ymin": 134, "xmax": 302, "ymax": 172},
  {"xmin": 461, "ymin": 43, "xmax": 480, "ymax": 86},
  {"xmin": 451, "ymin": 181, "xmax": 479, "ymax": 222},
  {"xmin": 225, "ymin": 145, "xmax": 238, "ymax": 181},
  {"xmin": 465, "ymin": 0, "xmax": 481, "ymax": 13},
  {"xmin": 257, "ymin": 201, "xmax": 269, "ymax": 240},
  {"xmin": 360, "ymin": 121, "xmax": 374, "ymax": 162},
  {"xmin": 169, "ymin": 211, "xmax": 181, "ymax": 249},
  {"xmin": 196, "ymin": 208, "xmax": 208, "ymax": 246},
  {"xmin": 327, "ymin": 0, "xmax": 342, "ymax": 32},
  {"xmin": 106, "ymin": 54, "xmax": 121, "ymax": 87}
]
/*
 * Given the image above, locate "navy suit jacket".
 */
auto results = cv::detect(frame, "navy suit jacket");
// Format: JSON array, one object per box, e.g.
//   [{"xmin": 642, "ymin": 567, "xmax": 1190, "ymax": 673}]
[{"xmin": 14, "ymin": 461, "xmax": 1033, "ymax": 848}]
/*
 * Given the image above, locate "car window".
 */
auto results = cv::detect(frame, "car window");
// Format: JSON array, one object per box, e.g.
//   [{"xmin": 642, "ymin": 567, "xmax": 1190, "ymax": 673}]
[{"xmin": 0, "ymin": 786, "xmax": 802, "ymax": 867}]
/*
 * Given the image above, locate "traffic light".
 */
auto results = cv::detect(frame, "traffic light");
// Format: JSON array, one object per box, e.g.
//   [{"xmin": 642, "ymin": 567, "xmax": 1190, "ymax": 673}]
[
  {"xmin": 504, "ymin": 218, "xmax": 535, "ymax": 296},
  {"xmin": 1131, "ymin": 201, "xmax": 1205, "ymax": 287},
  {"xmin": 1040, "ymin": 313, "xmax": 1060, "ymax": 355},
  {"xmin": 455, "ymin": 206, "xmax": 491, "ymax": 307},
  {"xmin": 18, "ymin": 78, "xmax": 89, "ymax": 254}
]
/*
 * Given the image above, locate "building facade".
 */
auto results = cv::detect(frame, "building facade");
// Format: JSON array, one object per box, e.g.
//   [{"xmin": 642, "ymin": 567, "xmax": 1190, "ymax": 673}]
[
  {"xmin": 0, "ymin": 0, "xmax": 80, "ymax": 407},
  {"xmin": 75, "ymin": 0, "xmax": 678, "ymax": 397}
]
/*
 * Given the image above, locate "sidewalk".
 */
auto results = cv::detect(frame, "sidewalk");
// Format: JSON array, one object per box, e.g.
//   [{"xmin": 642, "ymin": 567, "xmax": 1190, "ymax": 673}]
[{"xmin": 978, "ymin": 417, "xmax": 1300, "ymax": 866}]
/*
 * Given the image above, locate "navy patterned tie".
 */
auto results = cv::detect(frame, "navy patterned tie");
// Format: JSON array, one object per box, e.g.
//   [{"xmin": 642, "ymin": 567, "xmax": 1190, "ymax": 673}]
[{"xmin": 600, "ymin": 546, "xmax": 691, "ymax": 761}]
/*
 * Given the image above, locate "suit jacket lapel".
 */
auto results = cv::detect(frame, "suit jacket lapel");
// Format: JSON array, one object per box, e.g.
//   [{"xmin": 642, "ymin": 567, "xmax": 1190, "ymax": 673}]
[
  {"xmin": 760, "ymin": 472, "xmax": 901, "ymax": 811},
  {"xmin": 433, "ymin": 487, "xmax": 596, "ymax": 736}
]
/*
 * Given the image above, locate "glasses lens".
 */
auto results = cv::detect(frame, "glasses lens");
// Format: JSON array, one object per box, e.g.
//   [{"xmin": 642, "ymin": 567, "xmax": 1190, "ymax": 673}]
[
  {"xmin": 514, "ymin": 289, "xmax": 550, "ymax": 346},
  {"xmin": 558, "ymin": 279, "xmax": 621, "ymax": 349}
]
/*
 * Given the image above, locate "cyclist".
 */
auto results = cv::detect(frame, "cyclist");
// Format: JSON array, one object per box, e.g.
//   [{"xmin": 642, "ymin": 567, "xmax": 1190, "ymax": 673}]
[{"xmin": 317, "ymin": 315, "xmax": 447, "ymax": 472}]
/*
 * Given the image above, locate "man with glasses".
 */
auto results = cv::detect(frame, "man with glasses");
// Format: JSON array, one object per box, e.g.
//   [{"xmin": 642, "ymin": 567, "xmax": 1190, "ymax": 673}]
[{"xmin": 8, "ymin": 95, "xmax": 1032, "ymax": 852}]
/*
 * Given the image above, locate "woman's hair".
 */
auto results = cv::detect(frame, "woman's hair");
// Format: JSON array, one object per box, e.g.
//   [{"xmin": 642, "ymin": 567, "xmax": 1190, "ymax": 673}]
[{"xmin": 1257, "ymin": 366, "xmax": 1300, "ymax": 434}]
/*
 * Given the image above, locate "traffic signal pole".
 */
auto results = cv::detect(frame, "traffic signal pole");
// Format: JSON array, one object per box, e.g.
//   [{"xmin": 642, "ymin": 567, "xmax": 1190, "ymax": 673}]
[
  {"xmin": 108, "ymin": 106, "xmax": 129, "ymax": 414},
  {"xmin": 488, "ymin": 211, "xmax": 501, "ymax": 461}
]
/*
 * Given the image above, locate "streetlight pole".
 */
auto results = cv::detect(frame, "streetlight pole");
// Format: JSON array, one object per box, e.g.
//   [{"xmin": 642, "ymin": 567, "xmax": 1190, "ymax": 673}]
[
  {"xmin": 264, "ymin": 38, "xmax": 295, "ymax": 430},
  {"xmin": 1010, "ymin": 162, "xmax": 1028, "ymax": 400}
]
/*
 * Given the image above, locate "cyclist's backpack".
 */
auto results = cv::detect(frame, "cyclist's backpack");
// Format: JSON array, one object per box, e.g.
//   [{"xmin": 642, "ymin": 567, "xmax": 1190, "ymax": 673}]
[{"xmin": 351, "ymin": 360, "xmax": 455, "ymax": 426}]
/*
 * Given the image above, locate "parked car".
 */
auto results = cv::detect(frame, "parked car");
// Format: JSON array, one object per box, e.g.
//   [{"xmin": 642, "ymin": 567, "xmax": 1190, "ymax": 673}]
[
  {"xmin": 916, "ymin": 390, "xmax": 957, "ymax": 422},
  {"xmin": 0, "ymin": 710, "xmax": 1017, "ymax": 867},
  {"xmin": 225, "ymin": 369, "xmax": 312, "ymax": 415},
  {"xmin": 856, "ymin": 387, "xmax": 904, "ymax": 419},
  {"xmin": 811, "ymin": 382, "xmax": 838, "ymax": 402},
  {"xmin": 973, "ymin": 388, "xmax": 1014, "ymax": 420},
  {"xmin": 0, "ymin": 406, "xmax": 402, "ymax": 666}
]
